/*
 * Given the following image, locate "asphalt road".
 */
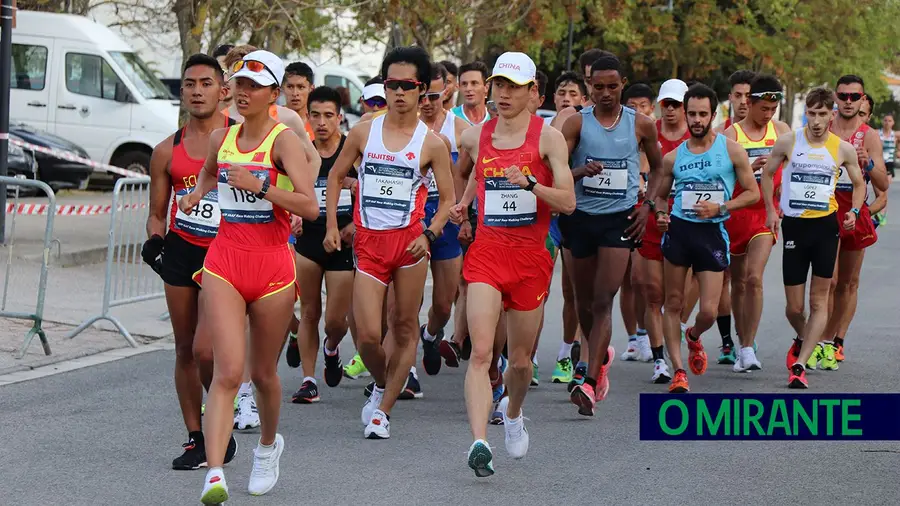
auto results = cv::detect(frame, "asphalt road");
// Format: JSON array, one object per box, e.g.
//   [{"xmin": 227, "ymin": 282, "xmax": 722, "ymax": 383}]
[{"xmin": 3, "ymin": 203, "xmax": 900, "ymax": 505}]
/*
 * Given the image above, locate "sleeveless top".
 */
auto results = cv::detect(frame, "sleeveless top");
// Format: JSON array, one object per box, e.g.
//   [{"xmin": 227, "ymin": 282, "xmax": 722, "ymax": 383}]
[
  {"xmin": 170, "ymin": 116, "xmax": 236, "ymax": 246},
  {"xmin": 571, "ymin": 106, "xmax": 641, "ymax": 214},
  {"xmin": 474, "ymin": 115, "xmax": 552, "ymax": 247},
  {"xmin": 835, "ymin": 123, "xmax": 869, "ymax": 209},
  {"xmin": 671, "ymin": 134, "xmax": 736, "ymax": 224},
  {"xmin": 732, "ymin": 121, "xmax": 781, "ymax": 211},
  {"xmin": 308, "ymin": 135, "xmax": 356, "ymax": 233},
  {"xmin": 781, "ymin": 128, "xmax": 841, "ymax": 218},
  {"xmin": 425, "ymin": 112, "xmax": 459, "ymax": 204},
  {"xmin": 451, "ymin": 105, "xmax": 488, "ymax": 126},
  {"xmin": 880, "ymin": 129, "xmax": 896, "ymax": 164},
  {"xmin": 214, "ymin": 122, "xmax": 293, "ymax": 247},
  {"xmin": 356, "ymin": 115, "xmax": 431, "ymax": 231}
]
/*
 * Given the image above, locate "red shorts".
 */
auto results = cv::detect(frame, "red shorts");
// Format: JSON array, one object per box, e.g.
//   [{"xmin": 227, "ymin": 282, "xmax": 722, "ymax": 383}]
[
  {"xmin": 463, "ymin": 240, "xmax": 553, "ymax": 312},
  {"xmin": 838, "ymin": 205, "xmax": 877, "ymax": 251},
  {"xmin": 195, "ymin": 239, "xmax": 298, "ymax": 303},
  {"xmin": 353, "ymin": 223, "xmax": 427, "ymax": 285},
  {"xmin": 725, "ymin": 208, "xmax": 776, "ymax": 256},
  {"xmin": 638, "ymin": 217, "xmax": 663, "ymax": 261}
]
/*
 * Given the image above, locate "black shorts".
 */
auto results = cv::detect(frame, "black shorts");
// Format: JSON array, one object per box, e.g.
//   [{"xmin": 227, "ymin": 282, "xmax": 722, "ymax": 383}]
[
  {"xmin": 781, "ymin": 215, "xmax": 839, "ymax": 286},
  {"xmin": 661, "ymin": 216, "xmax": 729, "ymax": 273},
  {"xmin": 560, "ymin": 208, "xmax": 635, "ymax": 259},
  {"xmin": 886, "ymin": 161, "xmax": 895, "ymax": 177},
  {"xmin": 293, "ymin": 227, "xmax": 354, "ymax": 271},
  {"xmin": 161, "ymin": 231, "xmax": 207, "ymax": 288}
]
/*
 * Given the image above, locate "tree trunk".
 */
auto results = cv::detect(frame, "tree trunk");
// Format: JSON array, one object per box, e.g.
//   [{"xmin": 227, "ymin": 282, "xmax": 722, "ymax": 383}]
[
  {"xmin": 172, "ymin": 0, "xmax": 208, "ymax": 64},
  {"xmin": 783, "ymin": 81, "xmax": 796, "ymax": 128}
]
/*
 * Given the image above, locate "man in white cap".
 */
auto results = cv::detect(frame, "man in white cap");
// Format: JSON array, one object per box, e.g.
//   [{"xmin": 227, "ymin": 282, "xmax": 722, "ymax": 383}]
[
  {"xmin": 453, "ymin": 51, "xmax": 575, "ymax": 477},
  {"xmin": 359, "ymin": 77, "xmax": 388, "ymax": 121}
]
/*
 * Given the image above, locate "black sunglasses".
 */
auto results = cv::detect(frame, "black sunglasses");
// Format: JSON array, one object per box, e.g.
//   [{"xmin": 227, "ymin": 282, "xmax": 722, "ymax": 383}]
[
  {"xmin": 384, "ymin": 79, "xmax": 422, "ymax": 91},
  {"xmin": 836, "ymin": 92, "xmax": 864, "ymax": 102},
  {"xmin": 364, "ymin": 97, "xmax": 386, "ymax": 108}
]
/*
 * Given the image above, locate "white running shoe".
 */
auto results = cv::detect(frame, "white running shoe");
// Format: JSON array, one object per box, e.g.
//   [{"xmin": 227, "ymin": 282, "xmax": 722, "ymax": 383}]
[
  {"xmin": 200, "ymin": 467, "xmax": 229, "ymax": 505},
  {"xmin": 734, "ymin": 346, "xmax": 762, "ymax": 372},
  {"xmin": 248, "ymin": 434, "xmax": 284, "ymax": 496},
  {"xmin": 651, "ymin": 359, "xmax": 671, "ymax": 383},
  {"xmin": 499, "ymin": 396, "xmax": 529, "ymax": 459},
  {"xmin": 621, "ymin": 340, "xmax": 641, "ymax": 361},
  {"xmin": 637, "ymin": 335, "xmax": 653, "ymax": 362},
  {"xmin": 361, "ymin": 386, "xmax": 383, "ymax": 426},
  {"xmin": 234, "ymin": 393, "xmax": 261, "ymax": 430},
  {"xmin": 364, "ymin": 409, "xmax": 391, "ymax": 439}
]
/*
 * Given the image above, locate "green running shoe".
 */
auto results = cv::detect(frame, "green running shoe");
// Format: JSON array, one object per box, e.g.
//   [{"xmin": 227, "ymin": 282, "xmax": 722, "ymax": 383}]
[
  {"xmin": 343, "ymin": 353, "xmax": 370, "ymax": 379},
  {"xmin": 806, "ymin": 344, "xmax": 824, "ymax": 370},
  {"xmin": 467, "ymin": 439, "xmax": 495, "ymax": 477},
  {"xmin": 530, "ymin": 363, "xmax": 539, "ymax": 387},
  {"xmin": 821, "ymin": 342, "xmax": 840, "ymax": 370},
  {"xmin": 717, "ymin": 345, "xmax": 736, "ymax": 365},
  {"xmin": 552, "ymin": 358, "xmax": 574, "ymax": 383}
]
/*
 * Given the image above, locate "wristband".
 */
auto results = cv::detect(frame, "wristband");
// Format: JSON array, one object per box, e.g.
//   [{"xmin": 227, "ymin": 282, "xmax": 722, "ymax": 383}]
[
  {"xmin": 865, "ymin": 159, "xmax": 874, "ymax": 172},
  {"xmin": 642, "ymin": 199, "xmax": 656, "ymax": 210},
  {"xmin": 255, "ymin": 179, "xmax": 270, "ymax": 199},
  {"xmin": 850, "ymin": 207, "xmax": 860, "ymax": 217},
  {"xmin": 423, "ymin": 229, "xmax": 437, "ymax": 244}
]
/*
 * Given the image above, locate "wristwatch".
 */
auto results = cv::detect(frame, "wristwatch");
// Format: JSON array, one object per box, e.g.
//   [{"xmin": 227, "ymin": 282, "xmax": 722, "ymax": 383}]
[
  {"xmin": 718, "ymin": 203, "xmax": 728, "ymax": 216},
  {"xmin": 850, "ymin": 207, "xmax": 860, "ymax": 217},
  {"xmin": 643, "ymin": 198, "xmax": 656, "ymax": 210},
  {"xmin": 524, "ymin": 175, "xmax": 538, "ymax": 192},
  {"xmin": 255, "ymin": 179, "xmax": 270, "ymax": 199},
  {"xmin": 423, "ymin": 229, "xmax": 437, "ymax": 244}
]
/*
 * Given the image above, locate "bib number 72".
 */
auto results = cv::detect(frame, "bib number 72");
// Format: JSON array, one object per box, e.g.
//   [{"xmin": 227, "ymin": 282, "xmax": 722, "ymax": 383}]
[{"xmin": 694, "ymin": 192, "xmax": 712, "ymax": 204}]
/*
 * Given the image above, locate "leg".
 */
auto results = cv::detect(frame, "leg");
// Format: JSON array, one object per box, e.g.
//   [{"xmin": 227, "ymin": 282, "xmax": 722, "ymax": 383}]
[
  {"xmin": 639, "ymin": 257, "xmax": 665, "ymax": 349},
  {"xmin": 796, "ymin": 276, "xmax": 833, "ymax": 364},
  {"xmin": 632, "ymin": 252, "xmax": 647, "ymax": 332},
  {"xmin": 427, "ymin": 256, "xmax": 462, "ymax": 335},
  {"xmin": 166, "ymin": 283, "xmax": 203, "ymax": 434},
  {"xmin": 716, "ymin": 270, "xmax": 732, "ymax": 347},
  {"xmin": 663, "ymin": 260, "xmax": 689, "ymax": 371},
  {"xmin": 692, "ymin": 270, "xmax": 725, "ymax": 338},
  {"xmin": 620, "ymin": 257, "xmax": 637, "ymax": 336},
  {"xmin": 353, "ymin": 275, "xmax": 389, "ymax": 388},
  {"xmin": 682, "ymin": 272, "xmax": 699, "ymax": 325},
  {"xmin": 465, "ymin": 283, "xmax": 503, "ymax": 442},
  {"xmin": 785, "ymin": 285, "xmax": 807, "ymax": 337},
  {"xmin": 504, "ymin": 307, "xmax": 544, "ymax": 419},
  {"xmin": 322, "ymin": 270, "xmax": 354, "ymax": 350},
  {"xmin": 729, "ymin": 254, "xmax": 748, "ymax": 343},
  {"xmin": 561, "ymin": 249, "xmax": 581, "ymax": 345},
  {"xmin": 824, "ymin": 249, "xmax": 865, "ymax": 341},
  {"xmin": 296, "ymin": 255, "xmax": 324, "ymax": 380},
  {"xmin": 453, "ymin": 281, "xmax": 469, "ymax": 346},
  {"xmin": 741, "ymin": 236, "xmax": 774, "ymax": 348}
]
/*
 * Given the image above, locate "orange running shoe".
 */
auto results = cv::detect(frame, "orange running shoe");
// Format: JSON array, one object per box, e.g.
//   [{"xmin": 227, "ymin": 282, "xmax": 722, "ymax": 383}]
[
  {"xmin": 785, "ymin": 338, "xmax": 801, "ymax": 370},
  {"xmin": 595, "ymin": 345, "xmax": 615, "ymax": 401},
  {"xmin": 835, "ymin": 344, "xmax": 845, "ymax": 362},
  {"xmin": 669, "ymin": 369, "xmax": 690, "ymax": 393},
  {"xmin": 788, "ymin": 365, "xmax": 808, "ymax": 389},
  {"xmin": 685, "ymin": 328, "xmax": 707, "ymax": 375},
  {"xmin": 570, "ymin": 383, "xmax": 595, "ymax": 416}
]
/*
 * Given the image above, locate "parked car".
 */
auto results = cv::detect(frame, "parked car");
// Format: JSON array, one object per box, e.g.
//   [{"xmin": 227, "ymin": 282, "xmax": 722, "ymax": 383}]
[
  {"xmin": 5, "ymin": 134, "xmax": 39, "ymax": 195},
  {"xmin": 160, "ymin": 78, "xmax": 181, "ymax": 99},
  {"xmin": 9, "ymin": 123, "xmax": 93, "ymax": 191}
]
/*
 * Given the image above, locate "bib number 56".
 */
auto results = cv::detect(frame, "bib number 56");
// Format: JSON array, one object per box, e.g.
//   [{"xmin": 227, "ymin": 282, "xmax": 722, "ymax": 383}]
[{"xmin": 379, "ymin": 186, "xmax": 393, "ymax": 196}]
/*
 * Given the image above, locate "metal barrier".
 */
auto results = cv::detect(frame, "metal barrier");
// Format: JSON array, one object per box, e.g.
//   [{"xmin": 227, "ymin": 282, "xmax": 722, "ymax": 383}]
[
  {"xmin": 66, "ymin": 177, "xmax": 162, "ymax": 347},
  {"xmin": 0, "ymin": 176, "xmax": 56, "ymax": 358}
]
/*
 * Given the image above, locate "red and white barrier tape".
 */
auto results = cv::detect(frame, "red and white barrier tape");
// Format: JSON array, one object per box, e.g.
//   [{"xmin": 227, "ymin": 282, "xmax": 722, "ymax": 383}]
[
  {"xmin": 9, "ymin": 138, "xmax": 146, "ymax": 178},
  {"xmin": 4, "ymin": 203, "xmax": 147, "ymax": 216}
]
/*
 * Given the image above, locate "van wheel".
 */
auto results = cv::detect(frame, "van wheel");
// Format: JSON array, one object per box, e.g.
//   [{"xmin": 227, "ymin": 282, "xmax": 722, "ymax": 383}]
[{"xmin": 111, "ymin": 150, "xmax": 151, "ymax": 177}]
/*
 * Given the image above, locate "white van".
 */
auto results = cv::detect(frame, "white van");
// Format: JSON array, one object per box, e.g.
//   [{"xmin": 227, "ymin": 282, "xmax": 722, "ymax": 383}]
[{"xmin": 11, "ymin": 11, "xmax": 178, "ymax": 175}]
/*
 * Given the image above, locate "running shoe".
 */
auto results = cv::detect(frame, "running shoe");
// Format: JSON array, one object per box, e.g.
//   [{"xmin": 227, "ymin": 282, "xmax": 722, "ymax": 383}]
[
  {"xmin": 201, "ymin": 403, "xmax": 205, "ymax": 416},
  {"xmin": 364, "ymin": 409, "xmax": 390, "ymax": 439},
  {"xmin": 200, "ymin": 468, "xmax": 228, "ymax": 505},
  {"xmin": 291, "ymin": 380, "xmax": 320, "ymax": 404},
  {"xmin": 398, "ymin": 371, "xmax": 423, "ymax": 400},
  {"xmin": 567, "ymin": 362, "xmax": 587, "ymax": 393},
  {"xmin": 498, "ymin": 354, "xmax": 508, "ymax": 375},
  {"xmin": 361, "ymin": 385, "xmax": 383, "ymax": 426},
  {"xmin": 621, "ymin": 339, "xmax": 640, "ymax": 361},
  {"xmin": 637, "ymin": 335, "xmax": 653, "ymax": 362},
  {"xmin": 285, "ymin": 333, "xmax": 300, "ymax": 368},
  {"xmin": 570, "ymin": 340, "xmax": 581, "ymax": 364},
  {"xmin": 499, "ymin": 396, "xmax": 529, "ymax": 458},
  {"xmin": 788, "ymin": 364, "xmax": 808, "ymax": 389},
  {"xmin": 821, "ymin": 342, "xmax": 839, "ymax": 370},
  {"xmin": 570, "ymin": 383, "xmax": 596, "ymax": 416},
  {"xmin": 596, "ymin": 345, "xmax": 614, "ymax": 401},
  {"xmin": 489, "ymin": 381, "xmax": 506, "ymax": 425},
  {"xmin": 733, "ymin": 346, "xmax": 762, "ymax": 373},
  {"xmin": 343, "ymin": 353, "xmax": 370, "ymax": 379},
  {"xmin": 835, "ymin": 343, "xmax": 845, "ymax": 362},
  {"xmin": 173, "ymin": 435, "xmax": 207, "ymax": 470},
  {"xmin": 785, "ymin": 337, "xmax": 802, "ymax": 370},
  {"xmin": 717, "ymin": 345, "xmax": 736, "ymax": 365},
  {"xmin": 421, "ymin": 325, "xmax": 443, "ymax": 375},
  {"xmin": 806, "ymin": 344, "xmax": 824, "ymax": 370},
  {"xmin": 233, "ymin": 395, "xmax": 240, "ymax": 413},
  {"xmin": 551, "ymin": 358, "xmax": 573, "ymax": 383},
  {"xmin": 323, "ymin": 349, "xmax": 343, "ymax": 387},
  {"xmin": 530, "ymin": 363, "xmax": 539, "ymax": 387},
  {"xmin": 363, "ymin": 381, "xmax": 375, "ymax": 398},
  {"xmin": 461, "ymin": 334, "xmax": 472, "ymax": 360},
  {"xmin": 668, "ymin": 369, "xmax": 690, "ymax": 393},
  {"xmin": 467, "ymin": 439, "xmax": 494, "ymax": 478},
  {"xmin": 234, "ymin": 394, "xmax": 261, "ymax": 430},
  {"xmin": 651, "ymin": 359, "xmax": 671, "ymax": 384},
  {"xmin": 248, "ymin": 433, "xmax": 284, "ymax": 496},
  {"xmin": 439, "ymin": 338, "xmax": 462, "ymax": 367},
  {"xmin": 685, "ymin": 329, "xmax": 708, "ymax": 375}
]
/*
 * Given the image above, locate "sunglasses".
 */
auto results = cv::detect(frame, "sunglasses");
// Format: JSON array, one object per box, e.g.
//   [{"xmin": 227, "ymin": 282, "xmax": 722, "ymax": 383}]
[
  {"xmin": 384, "ymin": 78, "xmax": 422, "ymax": 91},
  {"xmin": 836, "ymin": 92, "xmax": 864, "ymax": 102},
  {"xmin": 364, "ymin": 97, "xmax": 386, "ymax": 108},
  {"xmin": 231, "ymin": 60, "xmax": 279, "ymax": 85},
  {"xmin": 422, "ymin": 91, "xmax": 443, "ymax": 102},
  {"xmin": 487, "ymin": 100, "xmax": 498, "ymax": 113},
  {"xmin": 751, "ymin": 91, "xmax": 783, "ymax": 102},
  {"xmin": 661, "ymin": 99, "xmax": 682, "ymax": 109}
]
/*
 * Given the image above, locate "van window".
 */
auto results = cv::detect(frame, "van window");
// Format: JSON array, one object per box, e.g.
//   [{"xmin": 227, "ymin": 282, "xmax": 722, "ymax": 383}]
[
  {"xmin": 11, "ymin": 43, "xmax": 48, "ymax": 90},
  {"xmin": 65, "ymin": 53, "xmax": 125, "ymax": 100},
  {"xmin": 324, "ymin": 75, "xmax": 344, "ymax": 89}
]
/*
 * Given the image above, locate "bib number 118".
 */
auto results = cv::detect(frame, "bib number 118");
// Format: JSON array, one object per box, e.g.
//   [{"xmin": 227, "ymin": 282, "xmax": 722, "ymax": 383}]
[{"xmin": 230, "ymin": 187, "xmax": 258, "ymax": 203}]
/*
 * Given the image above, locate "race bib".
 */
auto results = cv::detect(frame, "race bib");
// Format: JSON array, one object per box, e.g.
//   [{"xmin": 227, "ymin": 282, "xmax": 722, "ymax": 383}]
[
  {"xmin": 680, "ymin": 182, "xmax": 725, "ymax": 219},
  {"xmin": 361, "ymin": 163, "xmax": 415, "ymax": 211},
  {"xmin": 217, "ymin": 168, "xmax": 274, "ymax": 223},
  {"xmin": 747, "ymin": 147, "xmax": 772, "ymax": 184},
  {"xmin": 788, "ymin": 172, "xmax": 832, "ymax": 211},
  {"xmin": 582, "ymin": 158, "xmax": 628, "ymax": 199},
  {"xmin": 836, "ymin": 165, "xmax": 853, "ymax": 192},
  {"xmin": 315, "ymin": 177, "xmax": 352, "ymax": 215},
  {"xmin": 483, "ymin": 177, "xmax": 537, "ymax": 227},
  {"xmin": 427, "ymin": 175, "xmax": 439, "ymax": 201},
  {"xmin": 174, "ymin": 188, "xmax": 220, "ymax": 237}
]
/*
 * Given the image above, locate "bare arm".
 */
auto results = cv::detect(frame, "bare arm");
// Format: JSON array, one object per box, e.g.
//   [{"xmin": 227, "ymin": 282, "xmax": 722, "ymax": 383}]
[
  {"xmin": 460, "ymin": 171, "xmax": 477, "ymax": 207},
  {"xmin": 654, "ymin": 151, "xmax": 676, "ymax": 213},
  {"xmin": 327, "ymin": 123, "xmax": 367, "ymax": 232},
  {"xmin": 425, "ymin": 132, "xmax": 456, "ymax": 236},
  {"xmin": 762, "ymin": 132, "xmax": 792, "ymax": 218},
  {"xmin": 869, "ymin": 185, "xmax": 887, "ymax": 215},
  {"xmin": 147, "ymin": 137, "xmax": 173, "ymax": 238},
  {"xmin": 550, "ymin": 106, "xmax": 576, "ymax": 131},
  {"xmin": 864, "ymin": 128, "xmax": 889, "ymax": 191},
  {"xmin": 265, "ymin": 130, "xmax": 319, "ymax": 220},
  {"xmin": 454, "ymin": 117, "xmax": 469, "ymax": 151},
  {"xmin": 278, "ymin": 106, "xmax": 322, "ymax": 175},
  {"xmin": 536, "ymin": 125, "xmax": 576, "ymax": 214},
  {"xmin": 841, "ymin": 140, "xmax": 866, "ymax": 211},
  {"xmin": 725, "ymin": 138, "xmax": 759, "ymax": 211},
  {"xmin": 638, "ymin": 115, "xmax": 663, "ymax": 201}
]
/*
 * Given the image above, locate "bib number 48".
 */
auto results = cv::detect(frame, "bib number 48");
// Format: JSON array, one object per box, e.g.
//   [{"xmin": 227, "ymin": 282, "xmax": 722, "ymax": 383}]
[{"xmin": 190, "ymin": 202, "xmax": 216, "ymax": 219}]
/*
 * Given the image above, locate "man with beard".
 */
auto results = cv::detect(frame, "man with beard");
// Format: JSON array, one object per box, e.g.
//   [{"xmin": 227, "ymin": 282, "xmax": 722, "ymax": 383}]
[
  {"xmin": 717, "ymin": 70, "xmax": 755, "ymax": 132},
  {"xmin": 652, "ymin": 84, "xmax": 757, "ymax": 393}
]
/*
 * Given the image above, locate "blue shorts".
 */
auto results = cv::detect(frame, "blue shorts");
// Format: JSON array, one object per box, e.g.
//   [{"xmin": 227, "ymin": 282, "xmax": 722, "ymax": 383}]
[
  {"xmin": 548, "ymin": 216, "xmax": 562, "ymax": 248},
  {"xmin": 425, "ymin": 201, "xmax": 462, "ymax": 261},
  {"xmin": 661, "ymin": 216, "xmax": 729, "ymax": 273}
]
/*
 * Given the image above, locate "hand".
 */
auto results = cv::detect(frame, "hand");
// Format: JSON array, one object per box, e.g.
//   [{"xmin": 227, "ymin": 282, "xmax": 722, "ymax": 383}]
[
  {"xmin": 624, "ymin": 204, "xmax": 649, "ymax": 240},
  {"xmin": 574, "ymin": 160, "xmax": 604, "ymax": 179},
  {"xmin": 693, "ymin": 200, "xmax": 721, "ymax": 219},
  {"xmin": 141, "ymin": 234, "xmax": 164, "ymax": 275},
  {"xmin": 226, "ymin": 164, "xmax": 264, "ymax": 193},
  {"xmin": 458, "ymin": 220, "xmax": 473, "ymax": 246},
  {"xmin": 765, "ymin": 211, "xmax": 781, "ymax": 234},
  {"xmin": 449, "ymin": 203, "xmax": 468, "ymax": 225},
  {"xmin": 349, "ymin": 179, "xmax": 359, "ymax": 198},
  {"xmin": 323, "ymin": 227, "xmax": 341, "ymax": 253},
  {"xmin": 751, "ymin": 156, "xmax": 768, "ymax": 172},
  {"xmin": 406, "ymin": 234, "xmax": 431, "ymax": 259},
  {"xmin": 855, "ymin": 144, "xmax": 869, "ymax": 169},
  {"xmin": 656, "ymin": 211, "xmax": 670, "ymax": 232},
  {"xmin": 843, "ymin": 211, "xmax": 857, "ymax": 230},
  {"xmin": 290, "ymin": 215, "xmax": 303, "ymax": 236},
  {"xmin": 504, "ymin": 165, "xmax": 528, "ymax": 189},
  {"xmin": 340, "ymin": 222, "xmax": 356, "ymax": 245},
  {"xmin": 178, "ymin": 192, "xmax": 200, "ymax": 214}
]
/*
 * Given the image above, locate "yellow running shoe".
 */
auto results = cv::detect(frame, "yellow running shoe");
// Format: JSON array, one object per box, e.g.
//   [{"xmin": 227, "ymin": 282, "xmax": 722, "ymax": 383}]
[
  {"xmin": 821, "ymin": 342, "xmax": 839, "ymax": 370},
  {"xmin": 343, "ymin": 353, "xmax": 370, "ymax": 379},
  {"xmin": 806, "ymin": 344, "xmax": 824, "ymax": 370}
]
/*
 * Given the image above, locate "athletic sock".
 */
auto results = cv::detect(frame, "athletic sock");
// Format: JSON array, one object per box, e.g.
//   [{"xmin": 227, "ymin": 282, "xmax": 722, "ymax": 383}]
[
  {"xmin": 324, "ymin": 344, "xmax": 338, "ymax": 356},
  {"xmin": 651, "ymin": 346, "xmax": 665, "ymax": 361},
  {"xmin": 423, "ymin": 327, "xmax": 437, "ymax": 342},
  {"xmin": 410, "ymin": 366, "xmax": 417, "ymax": 376},
  {"xmin": 628, "ymin": 334, "xmax": 638, "ymax": 342},
  {"xmin": 238, "ymin": 382, "xmax": 253, "ymax": 397},
  {"xmin": 288, "ymin": 331, "xmax": 297, "ymax": 340},
  {"xmin": 717, "ymin": 315, "xmax": 733, "ymax": 348},
  {"xmin": 532, "ymin": 355, "xmax": 538, "ymax": 367},
  {"xmin": 558, "ymin": 341, "xmax": 573, "ymax": 361},
  {"xmin": 637, "ymin": 328, "xmax": 648, "ymax": 337},
  {"xmin": 302, "ymin": 376, "xmax": 317, "ymax": 385},
  {"xmin": 680, "ymin": 322, "xmax": 688, "ymax": 334},
  {"xmin": 834, "ymin": 336, "xmax": 844, "ymax": 347},
  {"xmin": 189, "ymin": 430, "xmax": 204, "ymax": 442},
  {"xmin": 584, "ymin": 376, "xmax": 598, "ymax": 389},
  {"xmin": 256, "ymin": 440, "xmax": 275, "ymax": 455}
]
